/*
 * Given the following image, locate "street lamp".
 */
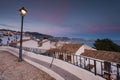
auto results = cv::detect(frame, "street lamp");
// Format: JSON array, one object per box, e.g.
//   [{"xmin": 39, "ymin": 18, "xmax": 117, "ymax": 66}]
[{"xmin": 18, "ymin": 7, "xmax": 27, "ymax": 62}]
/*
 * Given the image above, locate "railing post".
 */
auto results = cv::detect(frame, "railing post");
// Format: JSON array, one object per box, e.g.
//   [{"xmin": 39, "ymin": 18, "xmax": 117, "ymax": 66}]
[
  {"xmin": 94, "ymin": 60, "xmax": 97, "ymax": 75},
  {"xmin": 117, "ymin": 64, "xmax": 119, "ymax": 80},
  {"xmin": 72, "ymin": 54, "xmax": 74, "ymax": 64},
  {"xmin": 49, "ymin": 52, "xmax": 55, "ymax": 68},
  {"xmin": 84, "ymin": 57, "xmax": 86, "ymax": 69},
  {"xmin": 76, "ymin": 55, "xmax": 78, "ymax": 66},
  {"xmin": 101, "ymin": 62, "xmax": 103, "ymax": 76},
  {"xmin": 108, "ymin": 62, "xmax": 111, "ymax": 80},
  {"xmin": 80, "ymin": 56, "xmax": 82, "ymax": 67},
  {"xmin": 62, "ymin": 53, "xmax": 66, "ymax": 61},
  {"xmin": 88, "ymin": 58, "xmax": 90, "ymax": 71},
  {"xmin": 54, "ymin": 52, "xmax": 56, "ymax": 58}
]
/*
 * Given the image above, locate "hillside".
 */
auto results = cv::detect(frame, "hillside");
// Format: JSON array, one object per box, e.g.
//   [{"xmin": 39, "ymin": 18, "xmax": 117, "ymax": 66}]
[
  {"xmin": 0, "ymin": 29, "xmax": 70, "ymax": 41},
  {"xmin": 25, "ymin": 31, "xmax": 53, "ymax": 39}
]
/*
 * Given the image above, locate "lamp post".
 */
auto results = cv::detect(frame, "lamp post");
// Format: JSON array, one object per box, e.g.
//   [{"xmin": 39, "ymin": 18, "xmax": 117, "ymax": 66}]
[{"xmin": 18, "ymin": 7, "xmax": 27, "ymax": 62}]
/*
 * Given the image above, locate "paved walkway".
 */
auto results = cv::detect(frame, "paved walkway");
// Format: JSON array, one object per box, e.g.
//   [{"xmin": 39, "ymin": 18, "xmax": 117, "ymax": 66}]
[
  {"xmin": 23, "ymin": 54, "xmax": 81, "ymax": 80},
  {"xmin": 0, "ymin": 50, "xmax": 55, "ymax": 80}
]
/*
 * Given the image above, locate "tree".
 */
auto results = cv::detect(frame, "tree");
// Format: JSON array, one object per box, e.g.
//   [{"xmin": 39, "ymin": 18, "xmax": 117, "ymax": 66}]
[
  {"xmin": 94, "ymin": 39, "xmax": 120, "ymax": 52},
  {"xmin": 0, "ymin": 39, "xmax": 2, "ymax": 46},
  {"xmin": 0, "ymin": 39, "xmax": 2, "ymax": 43}
]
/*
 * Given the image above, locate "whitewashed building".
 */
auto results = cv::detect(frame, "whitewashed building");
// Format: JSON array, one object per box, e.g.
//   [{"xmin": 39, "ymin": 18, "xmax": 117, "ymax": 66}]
[
  {"xmin": 81, "ymin": 50, "xmax": 120, "ymax": 80},
  {"xmin": 17, "ymin": 39, "xmax": 38, "ymax": 48},
  {"xmin": 47, "ymin": 43, "xmax": 95, "ymax": 62},
  {"xmin": 0, "ymin": 31, "xmax": 19, "ymax": 45},
  {"xmin": 13, "ymin": 38, "xmax": 58, "ymax": 51},
  {"xmin": 38, "ymin": 39, "xmax": 56, "ymax": 49}
]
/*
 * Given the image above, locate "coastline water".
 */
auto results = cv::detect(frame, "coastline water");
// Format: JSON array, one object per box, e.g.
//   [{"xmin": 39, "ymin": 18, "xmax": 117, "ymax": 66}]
[
  {"xmin": 71, "ymin": 40, "xmax": 95, "ymax": 48},
  {"xmin": 71, "ymin": 40, "xmax": 120, "ymax": 48}
]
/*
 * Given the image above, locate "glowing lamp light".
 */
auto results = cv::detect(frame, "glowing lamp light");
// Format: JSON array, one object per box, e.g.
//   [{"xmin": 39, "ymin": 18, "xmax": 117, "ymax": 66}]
[{"xmin": 19, "ymin": 7, "xmax": 27, "ymax": 16}]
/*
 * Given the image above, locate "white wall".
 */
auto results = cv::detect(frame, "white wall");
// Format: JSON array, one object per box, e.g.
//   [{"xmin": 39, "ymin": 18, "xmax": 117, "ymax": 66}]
[
  {"xmin": 39, "ymin": 40, "xmax": 56, "ymax": 50},
  {"xmin": 75, "ymin": 44, "xmax": 95, "ymax": 56},
  {"xmin": 17, "ymin": 40, "xmax": 39, "ymax": 48},
  {"xmin": 83, "ymin": 44, "xmax": 96, "ymax": 50},
  {"xmin": 50, "ymin": 42, "xmax": 56, "ymax": 48},
  {"xmin": 41, "ymin": 41, "xmax": 51, "ymax": 49},
  {"xmin": 17, "ymin": 39, "xmax": 56, "ymax": 50},
  {"xmin": 75, "ymin": 45, "xmax": 84, "ymax": 55},
  {"xmin": 22, "ymin": 36, "xmax": 31, "ymax": 40}
]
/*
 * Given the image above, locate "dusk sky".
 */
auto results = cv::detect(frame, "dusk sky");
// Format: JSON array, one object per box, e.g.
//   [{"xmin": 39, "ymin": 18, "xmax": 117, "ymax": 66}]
[{"xmin": 0, "ymin": 0, "xmax": 120, "ymax": 40}]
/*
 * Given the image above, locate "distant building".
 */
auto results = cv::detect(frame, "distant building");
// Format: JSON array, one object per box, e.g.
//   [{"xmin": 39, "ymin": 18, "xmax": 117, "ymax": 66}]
[
  {"xmin": 0, "ymin": 31, "xmax": 19, "ymax": 45},
  {"xmin": 54, "ymin": 40, "xmax": 70, "ymax": 48},
  {"xmin": 38, "ymin": 39, "xmax": 56, "ymax": 49},
  {"xmin": 17, "ymin": 39, "xmax": 38, "ymax": 48},
  {"xmin": 0, "ymin": 32, "xmax": 3, "ymax": 37},
  {"xmin": 11, "ymin": 38, "xmax": 63, "ymax": 52}
]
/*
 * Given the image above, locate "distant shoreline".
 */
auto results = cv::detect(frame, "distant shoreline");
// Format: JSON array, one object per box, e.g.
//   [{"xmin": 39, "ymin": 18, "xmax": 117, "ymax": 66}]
[{"xmin": 71, "ymin": 40, "xmax": 120, "ymax": 48}]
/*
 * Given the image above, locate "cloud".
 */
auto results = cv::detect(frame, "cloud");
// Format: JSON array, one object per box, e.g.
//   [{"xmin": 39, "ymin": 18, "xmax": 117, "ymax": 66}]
[
  {"xmin": 29, "ymin": 0, "xmax": 70, "ymax": 24},
  {"xmin": 87, "ymin": 25, "xmax": 120, "ymax": 33}
]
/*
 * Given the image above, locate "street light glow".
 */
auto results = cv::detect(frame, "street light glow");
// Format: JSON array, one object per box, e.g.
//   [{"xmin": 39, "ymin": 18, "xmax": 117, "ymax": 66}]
[
  {"xmin": 19, "ymin": 7, "xmax": 27, "ymax": 16},
  {"xmin": 21, "ymin": 9, "xmax": 27, "ymax": 15}
]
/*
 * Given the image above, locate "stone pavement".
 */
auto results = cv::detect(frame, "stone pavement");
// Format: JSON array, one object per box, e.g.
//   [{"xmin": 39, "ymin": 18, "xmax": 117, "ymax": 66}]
[{"xmin": 0, "ymin": 51, "xmax": 55, "ymax": 80}]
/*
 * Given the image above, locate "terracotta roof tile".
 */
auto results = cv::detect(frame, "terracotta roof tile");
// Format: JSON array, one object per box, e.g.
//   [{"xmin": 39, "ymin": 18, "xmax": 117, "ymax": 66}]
[
  {"xmin": 10, "ymin": 39, "xmax": 37, "ymax": 46},
  {"xmin": 61, "ymin": 44, "xmax": 83, "ymax": 53},
  {"xmin": 81, "ymin": 50, "xmax": 120, "ymax": 63},
  {"xmin": 46, "ymin": 44, "xmax": 83, "ymax": 54}
]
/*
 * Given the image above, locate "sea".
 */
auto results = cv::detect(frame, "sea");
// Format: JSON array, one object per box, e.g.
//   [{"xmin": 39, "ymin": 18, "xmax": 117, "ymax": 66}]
[{"xmin": 71, "ymin": 40, "xmax": 120, "ymax": 48}]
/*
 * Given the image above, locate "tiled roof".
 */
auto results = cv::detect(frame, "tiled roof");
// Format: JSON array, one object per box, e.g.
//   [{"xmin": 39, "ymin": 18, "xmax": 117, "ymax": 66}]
[
  {"xmin": 46, "ymin": 44, "xmax": 83, "ymax": 54},
  {"xmin": 10, "ymin": 39, "xmax": 37, "ymax": 45},
  {"xmin": 46, "ymin": 48, "xmax": 64, "ymax": 53},
  {"xmin": 61, "ymin": 44, "xmax": 83, "ymax": 53},
  {"xmin": 81, "ymin": 50, "xmax": 120, "ymax": 63}
]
